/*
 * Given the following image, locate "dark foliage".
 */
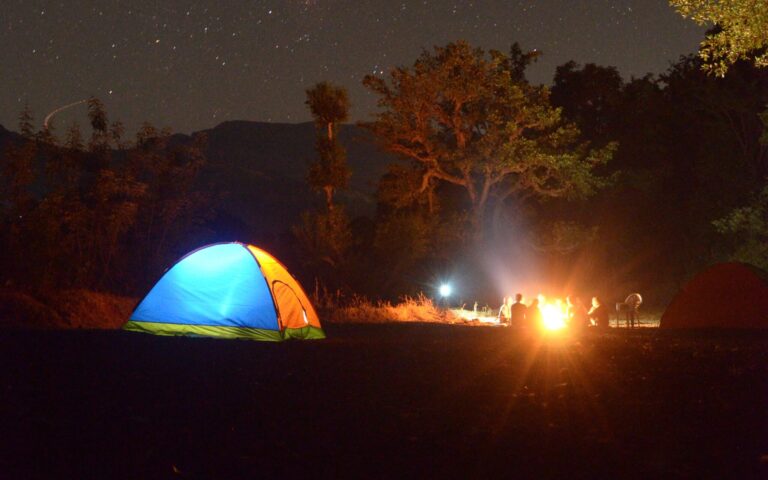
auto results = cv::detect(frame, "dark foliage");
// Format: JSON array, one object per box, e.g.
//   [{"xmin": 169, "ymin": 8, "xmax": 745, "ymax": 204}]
[
  {"xmin": 2, "ymin": 46, "xmax": 767, "ymax": 308},
  {"xmin": 549, "ymin": 55, "xmax": 768, "ymax": 303},
  {"xmin": 0, "ymin": 101, "xmax": 217, "ymax": 295}
]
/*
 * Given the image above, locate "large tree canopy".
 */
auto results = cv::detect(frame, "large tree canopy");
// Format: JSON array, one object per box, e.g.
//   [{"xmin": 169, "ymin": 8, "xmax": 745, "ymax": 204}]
[
  {"xmin": 362, "ymin": 41, "xmax": 613, "ymax": 235},
  {"xmin": 670, "ymin": 0, "xmax": 768, "ymax": 76}
]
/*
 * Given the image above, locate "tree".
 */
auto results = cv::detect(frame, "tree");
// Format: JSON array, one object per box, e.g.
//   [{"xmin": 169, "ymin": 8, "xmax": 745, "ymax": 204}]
[
  {"xmin": 713, "ymin": 184, "xmax": 768, "ymax": 270},
  {"xmin": 670, "ymin": 0, "xmax": 768, "ymax": 76},
  {"xmin": 305, "ymin": 82, "xmax": 351, "ymax": 211},
  {"xmin": 551, "ymin": 62, "xmax": 624, "ymax": 142},
  {"xmin": 87, "ymin": 96, "xmax": 110, "ymax": 150},
  {"xmin": 669, "ymin": 0, "xmax": 768, "ymax": 268},
  {"xmin": 0, "ymin": 100, "xmax": 216, "ymax": 293},
  {"xmin": 125, "ymin": 127, "xmax": 211, "ymax": 285},
  {"xmin": 0, "ymin": 108, "xmax": 39, "ymax": 284},
  {"xmin": 4, "ymin": 108, "xmax": 38, "ymax": 213},
  {"xmin": 295, "ymin": 82, "xmax": 354, "ymax": 284},
  {"xmin": 305, "ymin": 81, "xmax": 349, "ymax": 141},
  {"xmin": 18, "ymin": 104, "xmax": 35, "ymax": 139},
  {"xmin": 292, "ymin": 207, "xmax": 352, "ymax": 269},
  {"xmin": 372, "ymin": 211, "xmax": 432, "ymax": 293},
  {"xmin": 362, "ymin": 41, "xmax": 613, "ymax": 238}
]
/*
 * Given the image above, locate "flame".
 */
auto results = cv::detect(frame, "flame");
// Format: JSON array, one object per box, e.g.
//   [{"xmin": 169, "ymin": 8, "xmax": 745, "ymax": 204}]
[{"xmin": 540, "ymin": 301, "xmax": 567, "ymax": 331}]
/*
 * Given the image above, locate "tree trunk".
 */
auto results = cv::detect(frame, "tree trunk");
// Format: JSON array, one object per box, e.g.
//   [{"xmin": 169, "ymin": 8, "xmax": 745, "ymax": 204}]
[
  {"xmin": 324, "ymin": 185, "xmax": 334, "ymax": 211},
  {"xmin": 491, "ymin": 196, "xmax": 508, "ymax": 240},
  {"xmin": 471, "ymin": 198, "xmax": 488, "ymax": 243},
  {"xmin": 468, "ymin": 175, "xmax": 493, "ymax": 243}
]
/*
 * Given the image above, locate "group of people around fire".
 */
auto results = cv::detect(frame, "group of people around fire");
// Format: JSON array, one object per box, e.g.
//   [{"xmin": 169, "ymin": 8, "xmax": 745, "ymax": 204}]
[{"xmin": 496, "ymin": 293, "xmax": 611, "ymax": 329}]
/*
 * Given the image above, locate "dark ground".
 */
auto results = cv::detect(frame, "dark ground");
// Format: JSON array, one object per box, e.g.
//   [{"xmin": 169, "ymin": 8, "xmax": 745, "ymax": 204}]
[{"xmin": 1, "ymin": 324, "xmax": 767, "ymax": 479}]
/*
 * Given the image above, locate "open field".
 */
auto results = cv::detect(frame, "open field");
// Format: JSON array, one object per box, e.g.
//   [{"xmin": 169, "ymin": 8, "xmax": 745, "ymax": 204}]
[{"xmin": 1, "ymin": 324, "xmax": 767, "ymax": 478}]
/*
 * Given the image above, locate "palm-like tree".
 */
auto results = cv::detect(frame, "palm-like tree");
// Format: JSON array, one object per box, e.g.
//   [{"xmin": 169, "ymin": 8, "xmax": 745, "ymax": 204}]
[
  {"xmin": 305, "ymin": 82, "xmax": 351, "ymax": 210},
  {"xmin": 306, "ymin": 81, "xmax": 349, "ymax": 141}
]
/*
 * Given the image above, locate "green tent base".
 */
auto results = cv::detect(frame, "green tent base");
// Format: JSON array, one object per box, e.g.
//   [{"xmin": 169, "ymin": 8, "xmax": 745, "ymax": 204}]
[{"xmin": 124, "ymin": 321, "xmax": 325, "ymax": 341}]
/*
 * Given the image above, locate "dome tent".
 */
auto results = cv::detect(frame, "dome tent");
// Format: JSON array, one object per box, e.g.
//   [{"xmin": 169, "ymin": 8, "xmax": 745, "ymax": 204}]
[
  {"xmin": 660, "ymin": 262, "xmax": 768, "ymax": 329},
  {"xmin": 124, "ymin": 242, "xmax": 324, "ymax": 341}
]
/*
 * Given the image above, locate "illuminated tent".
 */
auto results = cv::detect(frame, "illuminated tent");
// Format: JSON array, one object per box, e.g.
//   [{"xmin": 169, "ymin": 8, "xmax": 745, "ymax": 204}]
[
  {"xmin": 124, "ymin": 242, "xmax": 324, "ymax": 341},
  {"xmin": 660, "ymin": 262, "xmax": 768, "ymax": 329}
]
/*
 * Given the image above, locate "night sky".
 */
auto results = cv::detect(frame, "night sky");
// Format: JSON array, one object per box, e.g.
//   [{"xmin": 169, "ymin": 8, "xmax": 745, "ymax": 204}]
[{"xmin": 2, "ymin": 1, "xmax": 705, "ymax": 135}]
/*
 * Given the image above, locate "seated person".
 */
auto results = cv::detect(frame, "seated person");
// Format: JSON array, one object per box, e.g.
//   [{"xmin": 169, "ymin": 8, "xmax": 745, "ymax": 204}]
[
  {"xmin": 527, "ymin": 298, "xmax": 543, "ymax": 328},
  {"xmin": 588, "ymin": 296, "xmax": 610, "ymax": 329},
  {"xmin": 510, "ymin": 293, "xmax": 527, "ymax": 327},
  {"xmin": 567, "ymin": 296, "xmax": 589, "ymax": 328},
  {"xmin": 497, "ymin": 296, "xmax": 512, "ymax": 325}
]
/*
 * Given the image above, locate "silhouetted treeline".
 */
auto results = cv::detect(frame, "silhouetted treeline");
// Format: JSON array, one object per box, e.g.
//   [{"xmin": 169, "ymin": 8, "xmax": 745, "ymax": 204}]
[
  {"xmin": 2, "ymin": 50, "xmax": 766, "ymax": 308},
  {"xmin": 547, "ymin": 55, "xmax": 768, "ymax": 302},
  {"xmin": 0, "ymin": 98, "xmax": 217, "ymax": 295}
]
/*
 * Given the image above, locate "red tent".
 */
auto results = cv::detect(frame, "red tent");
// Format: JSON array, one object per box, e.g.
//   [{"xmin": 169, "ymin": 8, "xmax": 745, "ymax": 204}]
[{"xmin": 661, "ymin": 263, "xmax": 768, "ymax": 328}]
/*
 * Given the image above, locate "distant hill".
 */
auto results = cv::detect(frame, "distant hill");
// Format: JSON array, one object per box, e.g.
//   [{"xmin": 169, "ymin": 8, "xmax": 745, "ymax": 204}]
[
  {"xmin": 170, "ymin": 121, "xmax": 397, "ymax": 250},
  {"xmin": 177, "ymin": 121, "xmax": 394, "ymax": 215},
  {"xmin": 0, "ymin": 121, "xmax": 397, "ymax": 252},
  {"xmin": 1, "ymin": 121, "xmax": 395, "ymax": 209},
  {"xmin": 0, "ymin": 124, "xmax": 21, "ymax": 149}
]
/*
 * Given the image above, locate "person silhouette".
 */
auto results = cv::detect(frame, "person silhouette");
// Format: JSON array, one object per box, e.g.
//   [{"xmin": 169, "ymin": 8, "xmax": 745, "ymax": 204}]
[
  {"xmin": 527, "ymin": 298, "xmax": 543, "ymax": 328},
  {"xmin": 567, "ymin": 296, "xmax": 589, "ymax": 329},
  {"xmin": 588, "ymin": 296, "xmax": 610, "ymax": 329},
  {"xmin": 498, "ymin": 296, "xmax": 512, "ymax": 326},
  {"xmin": 510, "ymin": 293, "xmax": 527, "ymax": 327}
]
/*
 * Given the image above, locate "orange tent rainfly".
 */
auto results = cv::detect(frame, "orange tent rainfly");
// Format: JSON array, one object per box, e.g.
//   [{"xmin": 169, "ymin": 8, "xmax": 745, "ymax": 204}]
[{"xmin": 661, "ymin": 262, "xmax": 768, "ymax": 329}]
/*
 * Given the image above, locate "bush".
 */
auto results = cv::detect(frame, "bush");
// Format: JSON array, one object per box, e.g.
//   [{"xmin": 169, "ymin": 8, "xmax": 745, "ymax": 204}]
[
  {"xmin": 45, "ymin": 289, "xmax": 138, "ymax": 329},
  {"xmin": 0, "ymin": 289, "xmax": 63, "ymax": 328},
  {"xmin": 0, "ymin": 288, "xmax": 137, "ymax": 329}
]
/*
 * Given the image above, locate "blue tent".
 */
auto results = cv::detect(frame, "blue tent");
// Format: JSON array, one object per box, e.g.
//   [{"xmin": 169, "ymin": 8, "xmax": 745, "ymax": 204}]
[{"xmin": 124, "ymin": 242, "xmax": 324, "ymax": 341}]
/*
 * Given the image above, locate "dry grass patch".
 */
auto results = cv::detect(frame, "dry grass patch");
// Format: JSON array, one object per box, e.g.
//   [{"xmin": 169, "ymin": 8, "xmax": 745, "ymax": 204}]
[{"xmin": 326, "ymin": 294, "xmax": 461, "ymax": 324}]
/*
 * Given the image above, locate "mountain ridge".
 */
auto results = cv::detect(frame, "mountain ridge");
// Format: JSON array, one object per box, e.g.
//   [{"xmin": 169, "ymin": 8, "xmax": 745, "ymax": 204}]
[{"xmin": 181, "ymin": 120, "xmax": 394, "ymax": 207}]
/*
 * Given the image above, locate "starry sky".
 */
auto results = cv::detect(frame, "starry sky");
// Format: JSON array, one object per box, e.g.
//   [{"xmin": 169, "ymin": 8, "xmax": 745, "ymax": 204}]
[{"xmin": 1, "ymin": 1, "xmax": 706, "ymax": 135}]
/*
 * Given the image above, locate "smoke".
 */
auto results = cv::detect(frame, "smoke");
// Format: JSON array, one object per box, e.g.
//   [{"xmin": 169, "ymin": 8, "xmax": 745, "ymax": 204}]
[{"xmin": 481, "ymin": 213, "xmax": 544, "ymax": 302}]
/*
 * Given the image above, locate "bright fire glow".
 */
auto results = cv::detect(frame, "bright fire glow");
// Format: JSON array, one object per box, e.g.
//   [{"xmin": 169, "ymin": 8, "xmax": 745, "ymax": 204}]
[{"xmin": 540, "ymin": 302, "xmax": 567, "ymax": 331}]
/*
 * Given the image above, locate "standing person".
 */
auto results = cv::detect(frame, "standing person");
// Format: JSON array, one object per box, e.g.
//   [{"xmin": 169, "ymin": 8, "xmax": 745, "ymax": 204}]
[
  {"xmin": 588, "ymin": 296, "xmax": 610, "ymax": 329},
  {"xmin": 510, "ymin": 293, "xmax": 527, "ymax": 327},
  {"xmin": 527, "ymin": 298, "xmax": 543, "ymax": 328},
  {"xmin": 497, "ymin": 296, "xmax": 512, "ymax": 326},
  {"xmin": 624, "ymin": 293, "xmax": 642, "ymax": 328}
]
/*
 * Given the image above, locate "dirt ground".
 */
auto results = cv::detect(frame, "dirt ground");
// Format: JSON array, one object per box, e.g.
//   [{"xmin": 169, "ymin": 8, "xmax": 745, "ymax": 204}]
[{"xmin": 1, "ymin": 324, "xmax": 767, "ymax": 479}]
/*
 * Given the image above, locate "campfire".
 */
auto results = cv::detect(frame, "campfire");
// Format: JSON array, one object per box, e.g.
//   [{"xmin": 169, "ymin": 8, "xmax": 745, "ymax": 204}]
[
  {"xmin": 540, "ymin": 301, "xmax": 568, "ymax": 331},
  {"xmin": 451, "ymin": 295, "xmax": 571, "ymax": 332}
]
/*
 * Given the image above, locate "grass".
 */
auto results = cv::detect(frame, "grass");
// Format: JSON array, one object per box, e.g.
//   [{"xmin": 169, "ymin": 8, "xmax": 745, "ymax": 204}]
[
  {"xmin": 324, "ymin": 293, "xmax": 461, "ymax": 324},
  {"xmin": 318, "ymin": 288, "xmax": 665, "ymax": 328}
]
